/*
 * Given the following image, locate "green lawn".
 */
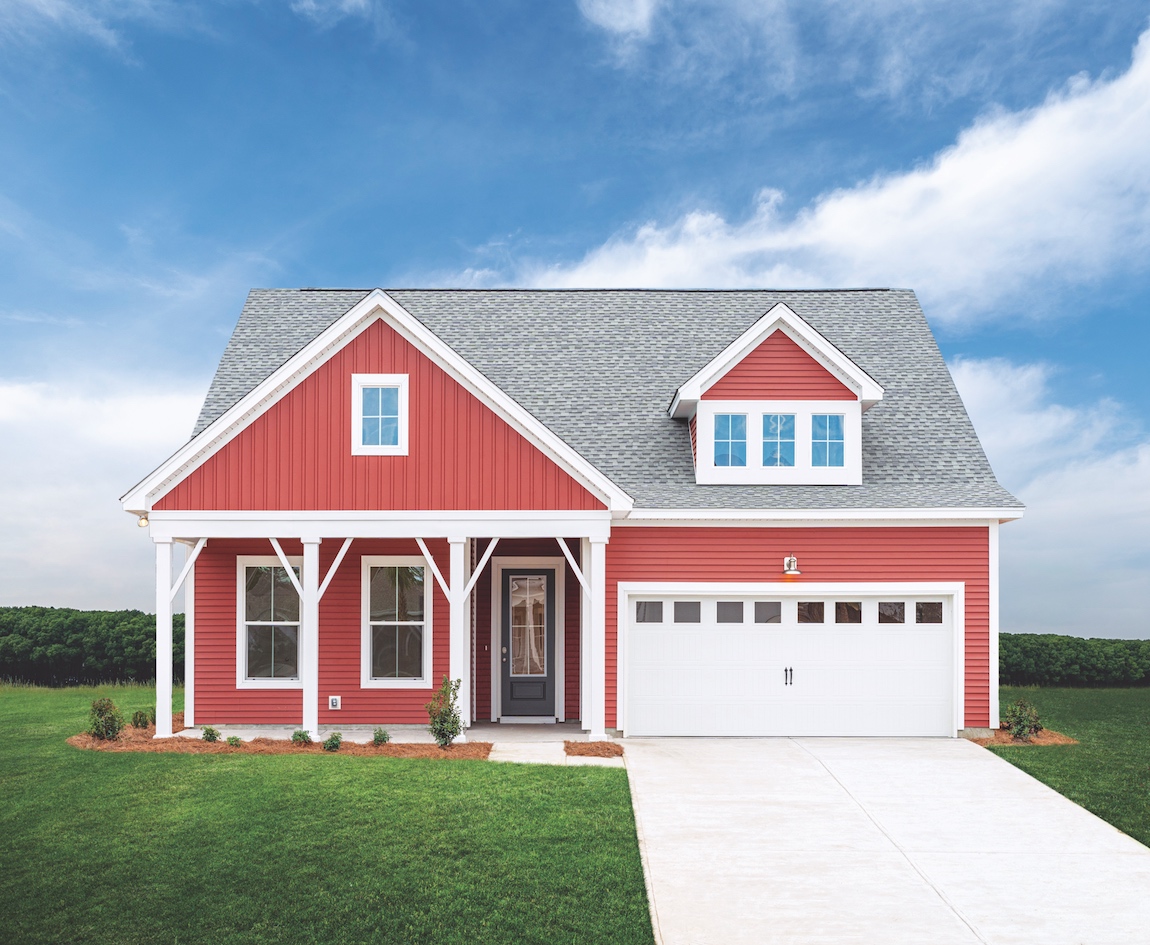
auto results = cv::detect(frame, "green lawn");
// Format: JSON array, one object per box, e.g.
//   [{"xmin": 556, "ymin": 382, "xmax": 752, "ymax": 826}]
[
  {"xmin": 0, "ymin": 684, "xmax": 654, "ymax": 945},
  {"xmin": 992, "ymin": 686, "xmax": 1150, "ymax": 847}
]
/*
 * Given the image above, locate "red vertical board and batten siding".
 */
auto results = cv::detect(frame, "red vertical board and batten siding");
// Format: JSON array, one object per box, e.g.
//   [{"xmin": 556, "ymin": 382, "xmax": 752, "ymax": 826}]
[
  {"xmin": 155, "ymin": 319, "xmax": 603, "ymax": 512},
  {"xmin": 702, "ymin": 330, "xmax": 855, "ymax": 401},
  {"xmin": 604, "ymin": 526, "xmax": 992, "ymax": 730}
]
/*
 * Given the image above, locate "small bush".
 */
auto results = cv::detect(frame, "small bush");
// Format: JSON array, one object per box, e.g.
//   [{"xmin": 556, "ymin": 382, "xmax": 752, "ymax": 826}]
[
  {"xmin": 226, "ymin": 735, "xmax": 241, "ymax": 747},
  {"xmin": 130, "ymin": 709, "xmax": 150, "ymax": 728},
  {"xmin": 372, "ymin": 727, "xmax": 391, "ymax": 746},
  {"xmin": 87, "ymin": 698, "xmax": 124, "ymax": 741},
  {"xmin": 147, "ymin": 705, "xmax": 156, "ymax": 725},
  {"xmin": 201, "ymin": 726, "xmax": 221, "ymax": 743},
  {"xmin": 425, "ymin": 676, "xmax": 462, "ymax": 748},
  {"xmin": 291, "ymin": 729, "xmax": 312, "ymax": 745},
  {"xmin": 322, "ymin": 732, "xmax": 342, "ymax": 752},
  {"xmin": 1003, "ymin": 699, "xmax": 1043, "ymax": 741}
]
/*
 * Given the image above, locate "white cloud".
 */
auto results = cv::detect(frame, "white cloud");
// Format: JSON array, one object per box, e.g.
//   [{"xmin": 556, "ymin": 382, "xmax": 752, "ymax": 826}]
[
  {"xmin": 527, "ymin": 27, "xmax": 1150, "ymax": 325},
  {"xmin": 289, "ymin": 0, "xmax": 397, "ymax": 33},
  {"xmin": 577, "ymin": 0, "xmax": 664, "ymax": 38},
  {"xmin": 0, "ymin": 378, "xmax": 205, "ymax": 612},
  {"xmin": 0, "ymin": 0, "xmax": 182, "ymax": 50},
  {"xmin": 951, "ymin": 359, "xmax": 1150, "ymax": 638}
]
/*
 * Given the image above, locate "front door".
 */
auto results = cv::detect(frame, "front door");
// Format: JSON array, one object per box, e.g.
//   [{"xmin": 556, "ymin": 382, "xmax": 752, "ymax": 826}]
[{"xmin": 500, "ymin": 569, "xmax": 556, "ymax": 718}]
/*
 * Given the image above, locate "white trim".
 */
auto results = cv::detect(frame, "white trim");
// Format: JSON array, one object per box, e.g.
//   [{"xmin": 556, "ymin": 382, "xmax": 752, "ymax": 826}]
[
  {"xmin": 121, "ymin": 289, "xmax": 632, "ymax": 514},
  {"xmin": 351, "ymin": 373, "xmax": 409, "ymax": 456},
  {"xmin": 670, "ymin": 302, "xmax": 884, "ymax": 418},
  {"xmin": 988, "ymin": 521, "xmax": 1000, "ymax": 729},
  {"xmin": 183, "ymin": 548, "xmax": 195, "ymax": 729},
  {"xmin": 269, "ymin": 539, "xmax": 305, "ymax": 598},
  {"xmin": 615, "ymin": 580, "xmax": 966, "ymax": 737},
  {"xmin": 556, "ymin": 537, "xmax": 589, "ymax": 596},
  {"xmin": 587, "ymin": 538, "xmax": 607, "ymax": 739},
  {"xmin": 489, "ymin": 557, "xmax": 566, "ymax": 723},
  {"xmin": 414, "ymin": 537, "xmax": 450, "ymax": 598},
  {"xmin": 360, "ymin": 555, "xmax": 435, "ymax": 690},
  {"xmin": 617, "ymin": 508, "xmax": 1025, "ymax": 524},
  {"xmin": 236, "ymin": 555, "xmax": 303, "ymax": 691},
  {"xmin": 319, "ymin": 538, "xmax": 354, "ymax": 600},
  {"xmin": 170, "ymin": 538, "xmax": 207, "ymax": 602},
  {"xmin": 464, "ymin": 537, "xmax": 500, "ymax": 599},
  {"xmin": 155, "ymin": 540, "xmax": 174, "ymax": 738}
]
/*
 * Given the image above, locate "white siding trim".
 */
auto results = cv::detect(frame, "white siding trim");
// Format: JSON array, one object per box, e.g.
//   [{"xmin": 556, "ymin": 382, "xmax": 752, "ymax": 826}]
[
  {"xmin": 360, "ymin": 554, "xmax": 435, "ymax": 690},
  {"xmin": 350, "ymin": 373, "xmax": 409, "ymax": 456},
  {"xmin": 235, "ymin": 555, "xmax": 304, "ymax": 691},
  {"xmin": 988, "ymin": 520, "xmax": 1000, "ymax": 729}
]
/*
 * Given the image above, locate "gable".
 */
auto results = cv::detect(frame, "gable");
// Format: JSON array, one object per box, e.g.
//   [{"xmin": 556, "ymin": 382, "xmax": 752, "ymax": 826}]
[
  {"xmin": 701, "ymin": 330, "xmax": 855, "ymax": 401},
  {"xmin": 154, "ymin": 318, "xmax": 606, "ymax": 512}
]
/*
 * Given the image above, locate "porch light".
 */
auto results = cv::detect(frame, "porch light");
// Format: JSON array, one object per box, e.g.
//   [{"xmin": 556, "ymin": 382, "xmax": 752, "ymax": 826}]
[
  {"xmin": 137, "ymin": 515, "xmax": 149, "ymax": 528},
  {"xmin": 783, "ymin": 554, "xmax": 801, "ymax": 576}
]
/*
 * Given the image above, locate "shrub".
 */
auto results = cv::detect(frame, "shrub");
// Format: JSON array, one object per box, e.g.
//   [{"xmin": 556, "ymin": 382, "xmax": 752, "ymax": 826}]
[
  {"xmin": 1000, "ymin": 633, "xmax": 1150, "ymax": 687},
  {"xmin": 425, "ymin": 676, "xmax": 462, "ymax": 748},
  {"xmin": 201, "ymin": 726, "xmax": 220, "ymax": 743},
  {"xmin": 130, "ymin": 709, "xmax": 150, "ymax": 729},
  {"xmin": 147, "ymin": 705, "xmax": 156, "ymax": 725},
  {"xmin": 322, "ymin": 732, "xmax": 342, "ymax": 752},
  {"xmin": 372, "ymin": 727, "xmax": 391, "ymax": 746},
  {"xmin": 1003, "ymin": 699, "xmax": 1043, "ymax": 741},
  {"xmin": 226, "ymin": 735, "xmax": 241, "ymax": 747},
  {"xmin": 87, "ymin": 698, "xmax": 124, "ymax": 740},
  {"xmin": 291, "ymin": 729, "xmax": 312, "ymax": 745}
]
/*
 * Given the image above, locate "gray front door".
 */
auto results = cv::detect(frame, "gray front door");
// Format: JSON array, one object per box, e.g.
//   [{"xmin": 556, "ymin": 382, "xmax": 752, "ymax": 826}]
[{"xmin": 500, "ymin": 569, "xmax": 556, "ymax": 717}]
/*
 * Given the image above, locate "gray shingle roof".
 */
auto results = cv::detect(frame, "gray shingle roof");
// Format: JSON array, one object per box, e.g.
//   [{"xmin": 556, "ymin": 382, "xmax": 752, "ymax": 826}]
[{"xmin": 193, "ymin": 288, "xmax": 1022, "ymax": 511}]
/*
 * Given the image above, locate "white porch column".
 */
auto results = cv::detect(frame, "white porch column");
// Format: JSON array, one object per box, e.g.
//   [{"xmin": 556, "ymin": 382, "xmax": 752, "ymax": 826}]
[
  {"xmin": 448, "ymin": 537, "xmax": 471, "ymax": 731},
  {"xmin": 301, "ymin": 538, "xmax": 321, "ymax": 739},
  {"xmin": 587, "ymin": 537, "xmax": 608, "ymax": 740},
  {"xmin": 154, "ymin": 539, "xmax": 174, "ymax": 738},
  {"xmin": 183, "ymin": 548, "xmax": 196, "ymax": 728},
  {"xmin": 580, "ymin": 537, "xmax": 592, "ymax": 728}
]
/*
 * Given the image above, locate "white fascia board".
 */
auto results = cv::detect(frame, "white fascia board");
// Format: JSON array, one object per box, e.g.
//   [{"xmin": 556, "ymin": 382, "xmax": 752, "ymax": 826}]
[
  {"xmin": 669, "ymin": 302, "xmax": 885, "ymax": 419},
  {"xmin": 618, "ymin": 507, "xmax": 1025, "ymax": 525},
  {"xmin": 122, "ymin": 289, "xmax": 632, "ymax": 514}
]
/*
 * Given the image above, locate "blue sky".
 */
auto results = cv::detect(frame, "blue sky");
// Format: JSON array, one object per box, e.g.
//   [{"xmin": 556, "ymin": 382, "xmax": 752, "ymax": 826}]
[{"xmin": 1, "ymin": 0, "xmax": 1148, "ymax": 637}]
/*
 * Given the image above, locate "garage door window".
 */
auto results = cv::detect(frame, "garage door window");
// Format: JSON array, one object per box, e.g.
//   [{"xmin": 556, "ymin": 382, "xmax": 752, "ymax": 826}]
[
  {"xmin": 797, "ymin": 601, "xmax": 824, "ymax": 623},
  {"xmin": 636, "ymin": 601, "xmax": 663, "ymax": 623},
  {"xmin": 754, "ymin": 601, "xmax": 782, "ymax": 623},
  {"xmin": 916, "ymin": 602, "xmax": 944, "ymax": 623},
  {"xmin": 878, "ymin": 602, "xmax": 905, "ymax": 623},
  {"xmin": 835, "ymin": 601, "xmax": 862, "ymax": 623},
  {"xmin": 674, "ymin": 601, "xmax": 702, "ymax": 622},
  {"xmin": 716, "ymin": 601, "xmax": 744, "ymax": 623}
]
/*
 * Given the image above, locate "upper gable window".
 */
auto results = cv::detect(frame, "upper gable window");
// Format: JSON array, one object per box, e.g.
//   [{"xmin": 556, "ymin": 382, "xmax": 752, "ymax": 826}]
[
  {"xmin": 714, "ymin": 414, "xmax": 746, "ymax": 467},
  {"xmin": 763, "ymin": 414, "xmax": 795, "ymax": 467},
  {"xmin": 351, "ymin": 374, "xmax": 409, "ymax": 456},
  {"xmin": 812, "ymin": 414, "xmax": 844, "ymax": 467}
]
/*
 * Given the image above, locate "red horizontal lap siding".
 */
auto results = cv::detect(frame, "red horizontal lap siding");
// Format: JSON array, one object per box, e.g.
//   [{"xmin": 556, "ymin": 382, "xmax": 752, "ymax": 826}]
[
  {"xmin": 194, "ymin": 538, "xmax": 452, "ymax": 725},
  {"xmin": 156, "ymin": 319, "xmax": 604, "ymax": 512},
  {"xmin": 604, "ymin": 526, "xmax": 991, "ymax": 729},
  {"xmin": 703, "ymin": 331, "xmax": 855, "ymax": 401}
]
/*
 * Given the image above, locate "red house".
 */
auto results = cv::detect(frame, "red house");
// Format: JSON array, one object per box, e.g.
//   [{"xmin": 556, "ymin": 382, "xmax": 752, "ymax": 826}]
[{"xmin": 123, "ymin": 289, "xmax": 1022, "ymax": 740}]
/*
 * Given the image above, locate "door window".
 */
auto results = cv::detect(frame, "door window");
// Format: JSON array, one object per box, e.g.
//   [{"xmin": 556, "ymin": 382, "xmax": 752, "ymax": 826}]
[{"xmin": 509, "ymin": 575, "xmax": 547, "ymax": 676}]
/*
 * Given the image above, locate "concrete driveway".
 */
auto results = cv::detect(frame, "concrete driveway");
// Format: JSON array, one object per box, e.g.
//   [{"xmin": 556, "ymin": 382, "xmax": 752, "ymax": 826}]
[{"xmin": 625, "ymin": 738, "xmax": 1150, "ymax": 945}]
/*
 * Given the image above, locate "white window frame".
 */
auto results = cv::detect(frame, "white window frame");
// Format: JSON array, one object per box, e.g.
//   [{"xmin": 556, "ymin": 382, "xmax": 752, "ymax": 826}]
[
  {"xmin": 236, "ymin": 555, "xmax": 303, "ymax": 690},
  {"xmin": 694, "ymin": 399, "xmax": 862, "ymax": 485},
  {"xmin": 351, "ymin": 373, "xmax": 409, "ymax": 456},
  {"xmin": 360, "ymin": 555, "xmax": 434, "ymax": 689}
]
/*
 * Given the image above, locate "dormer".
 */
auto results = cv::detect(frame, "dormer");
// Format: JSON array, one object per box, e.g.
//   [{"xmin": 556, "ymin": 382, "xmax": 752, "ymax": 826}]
[{"xmin": 670, "ymin": 303, "xmax": 884, "ymax": 486}]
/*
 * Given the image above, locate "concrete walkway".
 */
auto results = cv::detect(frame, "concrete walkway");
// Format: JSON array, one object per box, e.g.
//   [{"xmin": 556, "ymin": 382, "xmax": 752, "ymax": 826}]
[{"xmin": 625, "ymin": 738, "xmax": 1150, "ymax": 945}]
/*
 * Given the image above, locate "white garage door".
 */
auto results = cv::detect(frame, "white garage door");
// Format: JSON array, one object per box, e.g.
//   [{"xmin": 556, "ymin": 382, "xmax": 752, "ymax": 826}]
[{"xmin": 624, "ymin": 591, "xmax": 957, "ymax": 736}]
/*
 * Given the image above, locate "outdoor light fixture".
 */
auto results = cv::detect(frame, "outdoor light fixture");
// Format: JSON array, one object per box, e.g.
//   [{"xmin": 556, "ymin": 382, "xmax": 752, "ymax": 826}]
[
  {"xmin": 137, "ymin": 515, "xmax": 149, "ymax": 528},
  {"xmin": 783, "ymin": 554, "xmax": 801, "ymax": 575}
]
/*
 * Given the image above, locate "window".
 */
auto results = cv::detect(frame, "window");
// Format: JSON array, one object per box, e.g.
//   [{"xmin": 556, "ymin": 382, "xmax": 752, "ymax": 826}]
[
  {"xmin": 351, "ymin": 374, "xmax": 408, "ymax": 456},
  {"xmin": 674, "ymin": 601, "xmax": 702, "ymax": 623},
  {"xmin": 237, "ymin": 557, "xmax": 301, "ymax": 688},
  {"xmin": 714, "ymin": 414, "xmax": 746, "ymax": 467},
  {"xmin": 797, "ymin": 601, "xmax": 824, "ymax": 623},
  {"xmin": 812, "ymin": 414, "xmax": 844, "ymax": 467},
  {"xmin": 361, "ymin": 556, "xmax": 432, "ymax": 687},
  {"xmin": 716, "ymin": 601, "xmax": 744, "ymax": 623},
  {"xmin": 754, "ymin": 601, "xmax": 782, "ymax": 624},
  {"xmin": 916, "ymin": 601, "xmax": 944, "ymax": 624},
  {"xmin": 762, "ymin": 414, "xmax": 795, "ymax": 467},
  {"xmin": 878, "ymin": 601, "xmax": 905, "ymax": 624},
  {"xmin": 636, "ymin": 601, "xmax": 664, "ymax": 623},
  {"xmin": 835, "ymin": 601, "xmax": 862, "ymax": 624}
]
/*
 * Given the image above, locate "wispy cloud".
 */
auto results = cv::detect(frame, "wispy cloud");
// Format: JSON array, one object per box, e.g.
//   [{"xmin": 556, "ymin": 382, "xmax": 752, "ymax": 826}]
[
  {"xmin": 951, "ymin": 358, "xmax": 1150, "ymax": 637},
  {"xmin": 577, "ymin": 0, "xmax": 664, "ymax": 39},
  {"xmin": 520, "ymin": 27, "xmax": 1150, "ymax": 325},
  {"xmin": 289, "ymin": 0, "xmax": 398, "ymax": 36},
  {"xmin": 0, "ymin": 0, "xmax": 184, "ymax": 50}
]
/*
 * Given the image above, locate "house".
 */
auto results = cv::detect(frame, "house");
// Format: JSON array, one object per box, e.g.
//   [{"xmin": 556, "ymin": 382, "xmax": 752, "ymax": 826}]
[{"xmin": 122, "ymin": 289, "xmax": 1023, "ymax": 740}]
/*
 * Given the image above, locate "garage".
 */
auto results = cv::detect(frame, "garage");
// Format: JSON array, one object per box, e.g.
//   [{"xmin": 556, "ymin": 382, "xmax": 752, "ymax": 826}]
[{"xmin": 621, "ymin": 586, "xmax": 961, "ymax": 736}]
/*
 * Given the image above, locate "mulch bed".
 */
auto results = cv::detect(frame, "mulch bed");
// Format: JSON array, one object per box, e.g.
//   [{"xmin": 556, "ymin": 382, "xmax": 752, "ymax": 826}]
[
  {"xmin": 67, "ymin": 715, "xmax": 492, "ymax": 759},
  {"xmin": 975, "ymin": 726, "xmax": 1078, "ymax": 747},
  {"xmin": 564, "ymin": 740, "xmax": 623, "ymax": 757}
]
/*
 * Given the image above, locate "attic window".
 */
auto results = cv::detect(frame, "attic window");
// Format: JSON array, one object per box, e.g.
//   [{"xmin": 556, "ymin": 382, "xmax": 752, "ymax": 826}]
[{"xmin": 351, "ymin": 374, "xmax": 409, "ymax": 456}]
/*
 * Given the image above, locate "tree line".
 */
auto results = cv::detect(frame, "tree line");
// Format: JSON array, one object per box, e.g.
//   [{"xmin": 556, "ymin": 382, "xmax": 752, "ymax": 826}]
[
  {"xmin": 0, "ymin": 606, "xmax": 184, "ymax": 685},
  {"xmin": 1000, "ymin": 632, "xmax": 1150, "ymax": 687}
]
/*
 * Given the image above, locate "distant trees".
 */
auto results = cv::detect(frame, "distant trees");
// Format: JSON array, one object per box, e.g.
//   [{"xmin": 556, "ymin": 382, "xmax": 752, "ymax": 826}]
[
  {"xmin": 1000, "ymin": 633, "xmax": 1150, "ymax": 687},
  {"xmin": 0, "ymin": 607, "xmax": 184, "ymax": 685}
]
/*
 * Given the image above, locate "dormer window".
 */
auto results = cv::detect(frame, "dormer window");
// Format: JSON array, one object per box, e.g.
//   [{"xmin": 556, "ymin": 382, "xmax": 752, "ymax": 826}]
[
  {"xmin": 812, "ymin": 414, "xmax": 844, "ymax": 467},
  {"xmin": 351, "ymin": 374, "xmax": 409, "ymax": 456},
  {"xmin": 763, "ymin": 414, "xmax": 795, "ymax": 467},
  {"xmin": 714, "ymin": 414, "xmax": 747, "ymax": 467}
]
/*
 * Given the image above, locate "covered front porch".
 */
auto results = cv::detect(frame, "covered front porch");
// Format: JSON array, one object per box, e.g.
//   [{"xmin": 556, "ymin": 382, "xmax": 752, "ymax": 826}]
[{"xmin": 148, "ymin": 510, "xmax": 612, "ymax": 741}]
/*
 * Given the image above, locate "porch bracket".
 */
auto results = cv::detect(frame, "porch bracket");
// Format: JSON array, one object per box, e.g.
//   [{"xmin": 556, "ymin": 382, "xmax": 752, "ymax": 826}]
[
  {"xmin": 463, "ymin": 537, "xmax": 500, "ymax": 599},
  {"xmin": 318, "ymin": 537, "xmax": 354, "ymax": 600},
  {"xmin": 169, "ymin": 538, "xmax": 207, "ymax": 602},
  {"xmin": 556, "ymin": 537, "xmax": 590, "ymax": 598},
  {"xmin": 269, "ymin": 538, "xmax": 307, "ymax": 598},
  {"xmin": 415, "ymin": 537, "xmax": 451, "ymax": 598}
]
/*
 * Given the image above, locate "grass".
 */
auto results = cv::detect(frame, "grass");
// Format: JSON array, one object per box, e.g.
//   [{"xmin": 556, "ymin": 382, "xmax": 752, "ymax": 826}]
[
  {"xmin": 991, "ymin": 686, "xmax": 1150, "ymax": 847},
  {"xmin": 0, "ymin": 684, "xmax": 654, "ymax": 945}
]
